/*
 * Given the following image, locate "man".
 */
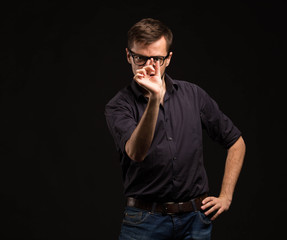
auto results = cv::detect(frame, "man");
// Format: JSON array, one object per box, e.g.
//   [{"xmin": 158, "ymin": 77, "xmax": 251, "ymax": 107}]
[{"xmin": 105, "ymin": 18, "xmax": 246, "ymax": 240}]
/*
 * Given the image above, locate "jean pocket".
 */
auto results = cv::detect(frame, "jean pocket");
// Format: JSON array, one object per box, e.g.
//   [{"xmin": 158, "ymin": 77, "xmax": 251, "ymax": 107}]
[
  {"xmin": 123, "ymin": 207, "xmax": 151, "ymax": 225},
  {"xmin": 197, "ymin": 211, "xmax": 212, "ymax": 225}
]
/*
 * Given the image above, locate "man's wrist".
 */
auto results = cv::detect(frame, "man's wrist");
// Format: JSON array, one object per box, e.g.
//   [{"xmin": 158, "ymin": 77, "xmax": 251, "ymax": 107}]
[
  {"xmin": 149, "ymin": 92, "xmax": 162, "ymax": 104},
  {"xmin": 219, "ymin": 192, "xmax": 233, "ymax": 202}
]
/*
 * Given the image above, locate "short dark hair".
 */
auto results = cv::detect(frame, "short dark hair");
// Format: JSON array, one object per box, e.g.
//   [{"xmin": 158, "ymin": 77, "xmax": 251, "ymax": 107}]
[{"xmin": 127, "ymin": 18, "xmax": 173, "ymax": 52}]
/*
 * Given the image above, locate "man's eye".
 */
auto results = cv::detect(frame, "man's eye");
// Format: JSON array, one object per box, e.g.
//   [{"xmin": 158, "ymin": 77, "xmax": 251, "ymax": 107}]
[{"xmin": 135, "ymin": 56, "xmax": 144, "ymax": 60}]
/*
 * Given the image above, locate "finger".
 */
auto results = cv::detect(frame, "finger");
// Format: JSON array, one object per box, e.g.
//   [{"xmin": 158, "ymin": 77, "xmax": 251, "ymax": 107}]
[
  {"xmin": 133, "ymin": 73, "xmax": 144, "ymax": 81},
  {"xmin": 134, "ymin": 76, "xmax": 147, "ymax": 89},
  {"xmin": 201, "ymin": 200, "xmax": 215, "ymax": 210},
  {"xmin": 136, "ymin": 68, "xmax": 147, "ymax": 76},
  {"xmin": 202, "ymin": 196, "xmax": 214, "ymax": 205},
  {"xmin": 146, "ymin": 59, "xmax": 151, "ymax": 66},
  {"xmin": 154, "ymin": 60, "xmax": 160, "ymax": 76},
  {"xmin": 210, "ymin": 208, "xmax": 224, "ymax": 221},
  {"xmin": 143, "ymin": 65, "xmax": 155, "ymax": 73},
  {"xmin": 204, "ymin": 204, "xmax": 219, "ymax": 216}
]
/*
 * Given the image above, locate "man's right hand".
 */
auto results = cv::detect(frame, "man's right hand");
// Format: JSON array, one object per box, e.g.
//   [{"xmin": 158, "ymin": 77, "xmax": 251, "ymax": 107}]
[
  {"xmin": 133, "ymin": 59, "xmax": 163, "ymax": 101},
  {"xmin": 126, "ymin": 59, "xmax": 163, "ymax": 162}
]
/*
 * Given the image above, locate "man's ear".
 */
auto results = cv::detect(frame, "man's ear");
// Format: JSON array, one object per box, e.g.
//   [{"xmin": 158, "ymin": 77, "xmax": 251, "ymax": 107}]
[
  {"xmin": 126, "ymin": 48, "xmax": 132, "ymax": 64},
  {"xmin": 165, "ymin": 52, "xmax": 173, "ymax": 67}
]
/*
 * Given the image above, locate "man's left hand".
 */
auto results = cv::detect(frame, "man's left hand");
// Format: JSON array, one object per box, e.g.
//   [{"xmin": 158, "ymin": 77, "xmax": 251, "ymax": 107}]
[{"xmin": 201, "ymin": 196, "xmax": 232, "ymax": 221}]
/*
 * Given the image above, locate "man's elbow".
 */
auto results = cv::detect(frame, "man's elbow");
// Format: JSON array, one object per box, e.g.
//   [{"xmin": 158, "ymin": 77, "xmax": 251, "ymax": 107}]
[
  {"xmin": 126, "ymin": 149, "xmax": 146, "ymax": 162},
  {"xmin": 125, "ymin": 142, "xmax": 146, "ymax": 162},
  {"xmin": 128, "ymin": 153, "xmax": 145, "ymax": 162},
  {"xmin": 229, "ymin": 136, "xmax": 246, "ymax": 154}
]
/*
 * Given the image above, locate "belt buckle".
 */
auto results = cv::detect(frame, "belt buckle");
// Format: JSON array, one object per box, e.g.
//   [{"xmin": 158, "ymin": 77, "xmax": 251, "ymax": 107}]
[
  {"xmin": 163, "ymin": 202, "xmax": 185, "ymax": 215},
  {"xmin": 162, "ymin": 202, "xmax": 174, "ymax": 215}
]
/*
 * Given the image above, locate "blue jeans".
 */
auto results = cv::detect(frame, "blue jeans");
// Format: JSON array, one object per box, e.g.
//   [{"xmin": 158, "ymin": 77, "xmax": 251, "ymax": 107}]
[{"xmin": 119, "ymin": 206, "xmax": 212, "ymax": 240}]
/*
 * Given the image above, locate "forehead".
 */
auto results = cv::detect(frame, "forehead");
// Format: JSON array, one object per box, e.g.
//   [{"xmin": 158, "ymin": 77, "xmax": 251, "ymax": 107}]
[{"xmin": 131, "ymin": 36, "xmax": 168, "ymax": 56}]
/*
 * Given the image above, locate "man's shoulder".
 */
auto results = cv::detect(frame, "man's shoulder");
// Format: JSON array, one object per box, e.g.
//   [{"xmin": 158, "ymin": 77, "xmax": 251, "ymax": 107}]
[
  {"xmin": 170, "ymin": 77, "xmax": 205, "ymax": 96},
  {"xmin": 105, "ymin": 84, "xmax": 134, "ymax": 107},
  {"xmin": 173, "ymin": 78, "xmax": 197, "ymax": 88}
]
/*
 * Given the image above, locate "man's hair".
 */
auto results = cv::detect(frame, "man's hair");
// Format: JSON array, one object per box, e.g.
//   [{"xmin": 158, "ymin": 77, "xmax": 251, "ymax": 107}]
[{"xmin": 127, "ymin": 18, "xmax": 173, "ymax": 52}]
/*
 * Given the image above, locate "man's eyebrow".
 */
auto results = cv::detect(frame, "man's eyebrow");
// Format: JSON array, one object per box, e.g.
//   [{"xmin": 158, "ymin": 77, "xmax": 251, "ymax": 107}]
[{"xmin": 133, "ymin": 53, "xmax": 147, "ymax": 57}]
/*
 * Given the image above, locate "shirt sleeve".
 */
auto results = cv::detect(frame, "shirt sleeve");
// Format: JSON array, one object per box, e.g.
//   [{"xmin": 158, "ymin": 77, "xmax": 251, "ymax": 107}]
[
  {"xmin": 198, "ymin": 86, "xmax": 241, "ymax": 149},
  {"xmin": 104, "ymin": 94, "xmax": 137, "ymax": 154}
]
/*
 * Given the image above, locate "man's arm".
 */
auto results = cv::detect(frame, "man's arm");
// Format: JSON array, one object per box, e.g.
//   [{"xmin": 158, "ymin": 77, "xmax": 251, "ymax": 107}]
[
  {"xmin": 125, "ymin": 60, "xmax": 163, "ymax": 162},
  {"xmin": 125, "ymin": 97, "xmax": 160, "ymax": 162},
  {"xmin": 201, "ymin": 136, "xmax": 246, "ymax": 220}
]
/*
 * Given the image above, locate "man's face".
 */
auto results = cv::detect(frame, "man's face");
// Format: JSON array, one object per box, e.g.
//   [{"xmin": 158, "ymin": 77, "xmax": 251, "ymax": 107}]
[{"xmin": 126, "ymin": 36, "xmax": 173, "ymax": 79}]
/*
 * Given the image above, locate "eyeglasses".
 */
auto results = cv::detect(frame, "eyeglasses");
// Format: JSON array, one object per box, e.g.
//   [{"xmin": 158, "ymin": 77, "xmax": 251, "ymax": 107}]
[{"xmin": 128, "ymin": 48, "xmax": 170, "ymax": 66}]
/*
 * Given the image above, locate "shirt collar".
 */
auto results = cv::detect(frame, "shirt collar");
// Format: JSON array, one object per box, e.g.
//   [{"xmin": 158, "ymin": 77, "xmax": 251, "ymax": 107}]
[{"xmin": 130, "ymin": 73, "xmax": 178, "ymax": 101}]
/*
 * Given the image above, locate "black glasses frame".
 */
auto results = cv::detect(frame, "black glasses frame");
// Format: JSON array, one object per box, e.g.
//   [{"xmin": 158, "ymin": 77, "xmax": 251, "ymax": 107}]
[{"xmin": 128, "ymin": 48, "xmax": 170, "ymax": 66}]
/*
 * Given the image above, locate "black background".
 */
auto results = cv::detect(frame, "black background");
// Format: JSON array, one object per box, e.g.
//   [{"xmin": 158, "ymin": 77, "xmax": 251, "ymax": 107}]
[{"xmin": 1, "ymin": 1, "xmax": 286, "ymax": 239}]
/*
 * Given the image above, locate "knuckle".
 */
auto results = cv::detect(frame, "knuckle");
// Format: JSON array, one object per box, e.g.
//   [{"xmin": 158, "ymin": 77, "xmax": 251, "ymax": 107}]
[{"xmin": 133, "ymin": 75, "xmax": 141, "ymax": 81}]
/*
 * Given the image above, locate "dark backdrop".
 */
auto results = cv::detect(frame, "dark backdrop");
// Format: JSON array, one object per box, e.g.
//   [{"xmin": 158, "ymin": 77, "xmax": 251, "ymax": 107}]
[{"xmin": 1, "ymin": 1, "xmax": 286, "ymax": 239}]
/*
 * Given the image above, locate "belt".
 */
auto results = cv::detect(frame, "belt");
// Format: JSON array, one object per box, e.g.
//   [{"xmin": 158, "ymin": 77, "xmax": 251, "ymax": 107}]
[{"xmin": 126, "ymin": 194, "xmax": 208, "ymax": 215}]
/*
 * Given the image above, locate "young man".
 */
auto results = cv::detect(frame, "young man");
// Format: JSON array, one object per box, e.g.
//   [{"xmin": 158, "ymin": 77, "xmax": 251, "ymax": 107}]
[{"xmin": 105, "ymin": 18, "xmax": 246, "ymax": 240}]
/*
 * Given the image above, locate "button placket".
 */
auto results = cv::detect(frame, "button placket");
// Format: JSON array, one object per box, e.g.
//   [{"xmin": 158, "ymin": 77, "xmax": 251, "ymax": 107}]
[{"xmin": 162, "ymin": 99, "xmax": 178, "ymax": 192}]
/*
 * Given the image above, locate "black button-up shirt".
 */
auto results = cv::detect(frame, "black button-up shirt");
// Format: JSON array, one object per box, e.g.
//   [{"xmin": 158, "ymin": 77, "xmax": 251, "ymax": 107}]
[{"xmin": 105, "ymin": 74, "xmax": 241, "ymax": 202}]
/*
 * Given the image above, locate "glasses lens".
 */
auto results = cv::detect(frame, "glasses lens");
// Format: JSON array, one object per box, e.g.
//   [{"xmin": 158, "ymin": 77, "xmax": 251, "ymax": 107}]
[
  {"xmin": 133, "ymin": 56, "xmax": 146, "ymax": 65},
  {"xmin": 154, "ymin": 57, "xmax": 164, "ymax": 66}
]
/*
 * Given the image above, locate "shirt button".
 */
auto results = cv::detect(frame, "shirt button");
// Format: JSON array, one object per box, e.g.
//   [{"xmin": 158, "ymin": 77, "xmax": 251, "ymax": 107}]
[{"xmin": 168, "ymin": 137, "xmax": 173, "ymax": 141}]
